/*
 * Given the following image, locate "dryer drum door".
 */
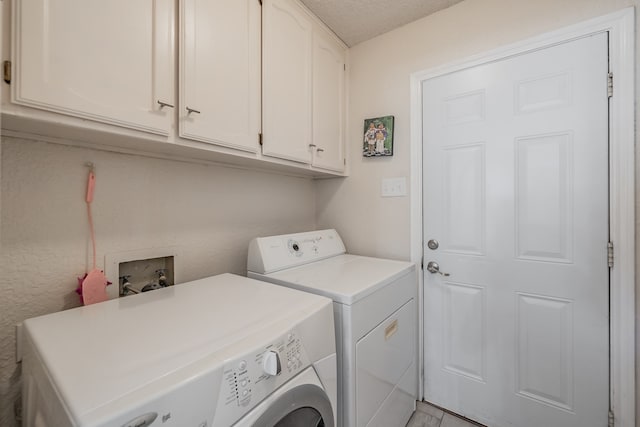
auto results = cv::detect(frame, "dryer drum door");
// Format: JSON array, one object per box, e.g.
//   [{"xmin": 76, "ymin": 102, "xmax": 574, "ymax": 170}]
[{"xmin": 253, "ymin": 383, "xmax": 334, "ymax": 427}]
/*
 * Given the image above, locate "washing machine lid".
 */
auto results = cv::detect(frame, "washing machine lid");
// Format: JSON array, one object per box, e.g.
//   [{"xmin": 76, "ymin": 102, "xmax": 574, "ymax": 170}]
[
  {"xmin": 252, "ymin": 254, "xmax": 415, "ymax": 305},
  {"xmin": 23, "ymin": 273, "xmax": 332, "ymax": 424}
]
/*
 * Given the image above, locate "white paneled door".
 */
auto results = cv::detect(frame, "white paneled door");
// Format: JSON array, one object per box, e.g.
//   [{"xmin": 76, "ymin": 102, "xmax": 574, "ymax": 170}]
[{"xmin": 422, "ymin": 33, "xmax": 609, "ymax": 427}]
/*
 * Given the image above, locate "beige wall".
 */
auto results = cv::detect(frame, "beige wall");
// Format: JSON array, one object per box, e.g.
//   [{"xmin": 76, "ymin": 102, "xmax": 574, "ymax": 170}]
[
  {"xmin": 0, "ymin": 1, "xmax": 637, "ymax": 426},
  {"xmin": 315, "ymin": 0, "xmax": 639, "ymax": 423},
  {"xmin": 317, "ymin": 0, "xmax": 640, "ymax": 259},
  {"xmin": 0, "ymin": 137, "xmax": 316, "ymax": 426}
]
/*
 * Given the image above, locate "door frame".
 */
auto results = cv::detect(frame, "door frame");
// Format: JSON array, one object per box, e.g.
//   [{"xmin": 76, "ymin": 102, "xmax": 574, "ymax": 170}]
[{"xmin": 409, "ymin": 8, "xmax": 635, "ymax": 427}]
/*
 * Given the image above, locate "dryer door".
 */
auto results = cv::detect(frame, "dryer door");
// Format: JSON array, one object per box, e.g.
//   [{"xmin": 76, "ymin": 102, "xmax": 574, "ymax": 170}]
[
  {"xmin": 234, "ymin": 367, "xmax": 335, "ymax": 427},
  {"xmin": 356, "ymin": 299, "xmax": 416, "ymax": 427}
]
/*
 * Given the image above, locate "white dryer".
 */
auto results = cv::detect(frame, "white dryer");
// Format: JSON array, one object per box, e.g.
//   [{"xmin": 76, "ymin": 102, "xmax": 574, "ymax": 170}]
[
  {"xmin": 22, "ymin": 273, "xmax": 337, "ymax": 427},
  {"xmin": 248, "ymin": 229, "xmax": 417, "ymax": 427}
]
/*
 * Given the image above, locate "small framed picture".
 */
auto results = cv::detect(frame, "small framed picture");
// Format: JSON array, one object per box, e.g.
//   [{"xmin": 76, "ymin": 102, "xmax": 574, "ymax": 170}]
[{"xmin": 363, "ymin": 115, "xmax": 394, "ymax": 157}]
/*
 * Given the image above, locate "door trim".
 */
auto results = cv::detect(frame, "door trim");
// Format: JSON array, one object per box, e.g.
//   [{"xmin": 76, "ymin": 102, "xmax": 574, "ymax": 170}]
[{"xmin": 409, "ymin": 8, "xmax": 635, "ymax": 427}]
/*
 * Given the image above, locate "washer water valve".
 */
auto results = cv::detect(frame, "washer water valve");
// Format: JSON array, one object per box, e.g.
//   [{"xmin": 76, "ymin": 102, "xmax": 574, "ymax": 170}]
[
  {"xmin": 117, "ymin": 261, "xmax": 174, "ymax": 297},
  {"xmin": 138, "ymin": 269, "xmax": 172, "ymax": 292},
  {"xmin": 156, "ymin": 269, "xmax": 168, "ymax": 287},
  {"xmin": 120, "ymin": 276, "xmax": 140, "ymax": 295}
]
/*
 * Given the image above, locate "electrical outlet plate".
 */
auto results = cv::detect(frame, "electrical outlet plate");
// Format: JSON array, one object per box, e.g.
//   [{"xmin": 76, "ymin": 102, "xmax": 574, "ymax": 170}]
[{"xmin": 381, "ymin": 177, "xmax": 407, "ymax": 197}]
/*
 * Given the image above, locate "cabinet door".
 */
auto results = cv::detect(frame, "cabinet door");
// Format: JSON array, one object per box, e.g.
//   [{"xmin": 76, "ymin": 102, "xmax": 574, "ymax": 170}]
[
  {"xmin": 12, "ymin": 0, "xmax": 175, "ymax": 135},
  {"xmin": 312, "ymin": 30, "xmax": 345, "ymax": 172},
  {"xmin": 262, "ymin": 0, "xmax": 313, "ymax": 164},
  {"xmin": 180, "ymin": 0, "xmax": 261, "ymax": 152}
]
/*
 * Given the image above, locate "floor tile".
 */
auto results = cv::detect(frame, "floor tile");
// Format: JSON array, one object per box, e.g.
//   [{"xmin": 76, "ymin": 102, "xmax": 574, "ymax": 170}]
[
  {"xmin": 406, "ymin": 411, "xmax": 428, "ymax": 427},
  {"xmin": 416, "ymin": 401, "xmax": 444, "ymax": 420},
  {"xmin": 406, "ymin": 410, "xmax": 441, "ymax": 427},
  {"xmin": 425, "ymin": 414, "xmax": 442, "ymax": 427},
  {"xmin": 440, "ymin": 413, "xmax": 479, "ymax": 427}
]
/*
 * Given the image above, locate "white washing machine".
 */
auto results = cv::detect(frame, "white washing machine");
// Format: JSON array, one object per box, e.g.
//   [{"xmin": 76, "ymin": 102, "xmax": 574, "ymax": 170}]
[
  {"xmin": 22, "ymin": 273, "xmax": 337, "ymax": 427},
  {"xmin": 247, "ymin": 229, "xmax": 417, "ymax": 427}
]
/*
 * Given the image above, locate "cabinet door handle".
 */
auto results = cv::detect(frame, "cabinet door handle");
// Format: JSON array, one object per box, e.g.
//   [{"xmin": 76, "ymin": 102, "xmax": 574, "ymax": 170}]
[
  {"xmin": 316, "ymin": 148, "xmax": 325, "ymax": 153},
  {"xmin": 308, "ymin": 144, "xmax": 317, "ymax": 148},
  {"xmin": 186, "ymin": 107, "xmax": 201, "ymax": 114},
  {"xmin": 157, "ymin": 100, "xmax": 174, "ymax": 109}
]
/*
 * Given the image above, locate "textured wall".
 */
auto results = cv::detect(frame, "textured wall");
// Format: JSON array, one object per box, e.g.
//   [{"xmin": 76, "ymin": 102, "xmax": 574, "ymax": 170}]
[{"xmin": 0, "ymin": 137, "xmax": 316, "ymax": 426}]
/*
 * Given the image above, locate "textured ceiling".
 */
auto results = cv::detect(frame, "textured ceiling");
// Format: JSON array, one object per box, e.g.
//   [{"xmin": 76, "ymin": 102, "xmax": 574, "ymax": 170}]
[{"xmin": 299, "ymin": 0, "xmax": 465, "ymax": 46}]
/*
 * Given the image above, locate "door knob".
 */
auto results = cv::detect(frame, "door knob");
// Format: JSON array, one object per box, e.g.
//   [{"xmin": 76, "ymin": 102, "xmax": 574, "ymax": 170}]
[{"xmin": 426, "ymin": 261, "xmax": 450, "ymax": 277}]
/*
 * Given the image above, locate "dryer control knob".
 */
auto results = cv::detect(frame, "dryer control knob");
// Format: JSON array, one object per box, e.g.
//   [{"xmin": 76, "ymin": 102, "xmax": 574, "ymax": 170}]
[{"xmin": 262, "ymin": 350, "xmax": 281, "ymax": 376}]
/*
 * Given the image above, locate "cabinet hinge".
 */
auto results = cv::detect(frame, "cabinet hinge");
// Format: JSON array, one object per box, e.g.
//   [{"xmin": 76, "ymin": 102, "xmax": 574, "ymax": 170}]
[
  {"xmin": 258, "ymin": 133, "xmax": 263, "ymax": 146},
  {"xmin": 607, "ymin": 242, "xmax": 614, "ymax": 268},
  {"xmin": 608, "ymin": 409, "xmax": 615, "ymax": 427},
  {"xmin": 607, "ymin": 72, "xmax": 613, "ymax": 98},
  {"xmin": 344, "ymin": 64, "xmax": 346, "ymax": 71},
  {"xmin": 3, "ymin": 60, "xmax": 11, "ymax": 84}
]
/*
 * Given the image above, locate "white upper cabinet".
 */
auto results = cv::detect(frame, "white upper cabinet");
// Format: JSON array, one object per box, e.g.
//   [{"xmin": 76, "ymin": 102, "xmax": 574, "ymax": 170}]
[
  {"xmin": 312, "ymin": 28, "xmax": 346, "ymax": 172},
  {"xmin": 262, "ymin": 0, "xmax": 313, "ymax": 164},
  {"xmin": 262, "ymin": 0, "xmax": 346, "ymax": 171},
  {"xmin": 8, "ymin": 0, "xmax": 346, "ymax": 176},
  {"xmin": 180, "ymin": 0, "xmax": 261, "ymax": 152},
  {"xmin": 12, "ymin": 0, "xmax": 175, "ymax": 135}
]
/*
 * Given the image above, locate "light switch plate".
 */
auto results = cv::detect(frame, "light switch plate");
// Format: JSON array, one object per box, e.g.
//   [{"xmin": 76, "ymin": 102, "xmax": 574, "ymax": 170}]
[{"xmin": 381, "ymin": 177, "xmax": 407, "ymax": 197}]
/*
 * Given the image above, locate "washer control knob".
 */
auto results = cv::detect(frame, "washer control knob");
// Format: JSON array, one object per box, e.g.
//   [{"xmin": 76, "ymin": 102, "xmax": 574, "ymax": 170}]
[
  {"xmin": 262, "ymin": 350, "xmax": 281, "ymax": 376},
  {"xmin": 238, "ymin": 360, "xmax": 247, "ymax": 371}
]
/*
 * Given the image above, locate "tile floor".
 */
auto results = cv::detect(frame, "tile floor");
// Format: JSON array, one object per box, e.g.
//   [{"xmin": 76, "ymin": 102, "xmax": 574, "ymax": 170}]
[{"xmin": 406, "ymin": 401, "xmax": 486, "ymax": 427}]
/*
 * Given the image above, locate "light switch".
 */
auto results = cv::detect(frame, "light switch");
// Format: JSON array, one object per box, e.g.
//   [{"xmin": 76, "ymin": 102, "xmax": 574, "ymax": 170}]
[{"xmin": 381, "ymin": 177, "xmax": 407, "ymax": 197}]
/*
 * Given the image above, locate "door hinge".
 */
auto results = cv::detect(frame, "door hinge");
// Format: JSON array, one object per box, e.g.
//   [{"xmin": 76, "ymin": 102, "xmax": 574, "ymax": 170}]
[
  {"xmin": 607, "ymin": 241, "xmax": 614, "ymax": 268},
  {"xmin": 344, "ymin": 64, "xmax": 346, "ymax": 71},
  {"xmin": 608, "ymin": 409, "xmax": 614, "ymax": 427},
  {"xmin": 607, "ymin": 72, "xmax": 613, "ymax": 98},
  {"xmin": 3, "ymin": 60, "xmax": 11, "ymax": 84},
  {"xmin": 258, "ymin": 133, "xmax": 263, "ymax": 146}
]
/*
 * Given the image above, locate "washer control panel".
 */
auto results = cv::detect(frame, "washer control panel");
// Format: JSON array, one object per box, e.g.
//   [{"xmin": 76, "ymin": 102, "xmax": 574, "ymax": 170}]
[
  {"xmin": 213, "ymin": 329, "xmax": 310, "ymax": 427},
  {"xmin": 248, "ymin": 229, "xmax": 346, "ymax": 274}
]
